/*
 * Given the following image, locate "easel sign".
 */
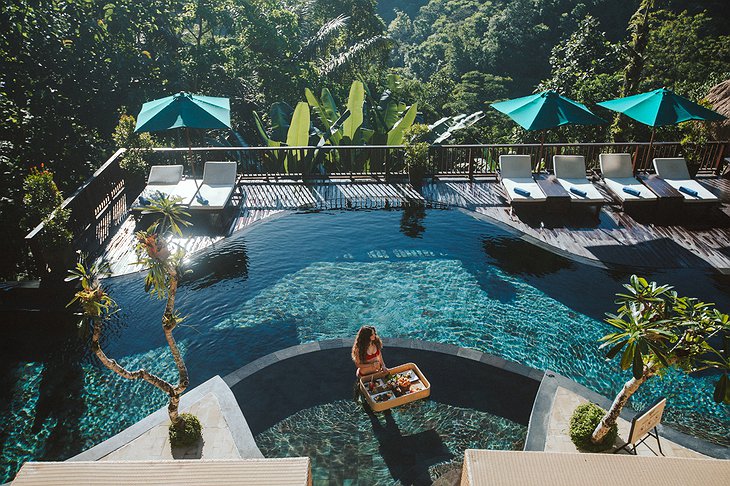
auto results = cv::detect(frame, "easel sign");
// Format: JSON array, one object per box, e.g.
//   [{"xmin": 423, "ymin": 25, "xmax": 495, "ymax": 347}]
[{"xmin": 616, "ymin": 397, "xmax": 667, "ymax": 455}]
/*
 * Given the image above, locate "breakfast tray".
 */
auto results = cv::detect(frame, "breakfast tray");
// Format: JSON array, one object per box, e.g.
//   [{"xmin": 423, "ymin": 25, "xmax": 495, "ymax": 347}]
[{"xmin": 359, "ymin": 362, "xmax": 431, "ymax": 412}]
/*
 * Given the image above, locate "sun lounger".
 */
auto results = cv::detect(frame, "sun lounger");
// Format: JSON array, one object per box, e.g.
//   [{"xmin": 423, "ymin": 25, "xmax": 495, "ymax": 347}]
[
  {"xmin": 599, "ymin": 153, "xmax": 656, "ymax": 208},
  {"xmin": 498, "ymin": 155, "xmax": 546, "ymax": 205},
  {"xmin": 653, "ymin": 158, "xmax": 719, "ymax": 204},
  {"xmin": 134, "ymin": 165, "xmax": 199, "ymax": 209},
  {"xmin": 553, "ymin": 155, "xmax": 604, "ymax": 208},
  {"xmin": 189, "ymin": 161, "xmax": 238, "ymax": 210}
]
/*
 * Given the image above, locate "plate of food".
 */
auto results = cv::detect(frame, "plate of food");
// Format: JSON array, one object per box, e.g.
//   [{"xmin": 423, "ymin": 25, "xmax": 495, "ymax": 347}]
[{"xmin": 373, "ymin": 391, "xmax": 394, "ymax": 403}]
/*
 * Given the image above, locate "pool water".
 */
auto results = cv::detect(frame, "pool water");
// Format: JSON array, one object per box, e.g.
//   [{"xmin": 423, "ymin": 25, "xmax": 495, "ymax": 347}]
[
  {"xmin": 256, "ymin": 400, "xmax": 526, "ymax": 485},
  {"xmin": 2, "ymin": 208, "xmax": 729, "ymax": 483}
]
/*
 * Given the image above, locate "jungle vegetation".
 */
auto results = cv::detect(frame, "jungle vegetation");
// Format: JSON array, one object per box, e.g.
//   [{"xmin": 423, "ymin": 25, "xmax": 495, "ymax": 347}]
[{"xmin": 1, "ymin": 0, "xmax": 729, "ymax": 279}]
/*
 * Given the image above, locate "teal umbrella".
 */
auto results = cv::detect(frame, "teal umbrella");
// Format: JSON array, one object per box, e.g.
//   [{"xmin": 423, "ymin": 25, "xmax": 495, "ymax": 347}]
[
  {"xmin": 597, "ymin": 88, "xmax": 725, "ymax": 170},
  {"xmin": 135, "ymin": 92, "xmax": 231, "ymax": 132},
  {"xmin": 491, "ymin": 90, "xmax": 606, "ymax": 168},
  {"xmin": 135, "ymin": 92, "xmax": 231, "ymax": 179}
]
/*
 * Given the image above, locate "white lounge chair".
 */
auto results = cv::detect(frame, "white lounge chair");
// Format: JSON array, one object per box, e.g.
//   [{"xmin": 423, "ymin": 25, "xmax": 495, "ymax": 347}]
[
  {"xmin": 135, "ymin": 165, "xmax": 199, "ymax": 208},
  {"xmin": 189, "ymin": 161, "xmax": 238, "ymax": 210},
  {"xmin": 553, "ymin": 155, "xmax": 604, "ymax": 206},
  {"xmin": 599, "ymin": 153, "xmax": 656, "ymax": 207},
  {"xmin": 498, "ymin": 155, "xmax": 546, "ymax": 205},
  {"xmin": 653, "ymin": 158, "xmax": 719, "ymax": 204}
]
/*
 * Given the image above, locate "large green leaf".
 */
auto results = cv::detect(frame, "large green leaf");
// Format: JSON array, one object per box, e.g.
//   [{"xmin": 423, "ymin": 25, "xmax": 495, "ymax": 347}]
[
  {"xmin": 286, "ymin": 102, "xmax": 310, "ymax": 147},
  {"xmin": 320, "ymin": 88, "xmax": 340, "ymax": 125},
  {"xmin": 714, "ymin": 374, "xmax": 729, "ymax": 403},
  {"xmin": 384, "ymin": 101, "xmax": 407, "ymax": 130},
  {"xmin": 387, "ymin": 103, "xmax": 418, "ymax": 145},
  {"xmin": 253, "ymin": 111, "xmax": 281, "ymax": 147},
  {"xmin": 285, "ymin": 102, "xmax": 310, "ymax": 173},
  {"xmin": 343, "ymin": 80, "xmax": 365, "ymax": 142},
  {"xmin": 270, "ymin": 102, "xmax": 294, "ymax": 142},
  {"xmin": 306, "ymin": 88, "xmax": 331, "ymax": 131},
  {"xmin": 306, "ymin": 88, "xmax": 344, "ymax": 145}
]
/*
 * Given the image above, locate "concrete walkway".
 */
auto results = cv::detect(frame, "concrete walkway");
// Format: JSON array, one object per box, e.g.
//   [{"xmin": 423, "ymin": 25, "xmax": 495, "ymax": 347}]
[{"xmin": 545, "ymin": 386, "xmax": 706, "ymax": 458}]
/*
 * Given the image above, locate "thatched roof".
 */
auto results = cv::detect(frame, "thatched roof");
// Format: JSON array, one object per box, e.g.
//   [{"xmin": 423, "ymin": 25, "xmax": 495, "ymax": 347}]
[{"xmin": 705, "ymin": 79, "xmax": 730, "ymax": 139}]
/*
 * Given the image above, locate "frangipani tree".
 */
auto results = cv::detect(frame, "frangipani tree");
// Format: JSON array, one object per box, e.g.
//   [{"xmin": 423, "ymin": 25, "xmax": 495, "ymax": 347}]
[
  {"xmin": 68, "ymin": 195, "xmax": 200, "ymax": 445},
  {"xmin": 591, "ymin": 275, "xmax": 730, "ymax": 445}
]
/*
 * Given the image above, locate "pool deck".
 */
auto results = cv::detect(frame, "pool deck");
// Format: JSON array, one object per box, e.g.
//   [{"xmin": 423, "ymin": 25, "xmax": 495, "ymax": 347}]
[{"xmin": 97, "ymin": 176, "xmax": 730, "ymax": 276}]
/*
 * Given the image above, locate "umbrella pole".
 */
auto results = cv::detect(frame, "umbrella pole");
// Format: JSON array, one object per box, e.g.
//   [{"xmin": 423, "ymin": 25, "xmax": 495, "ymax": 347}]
[
  {"xmin": 185, "ymin": 127, "xmax": 200, "ymax": 187},
  {"xmin": 645, "ymin": 126, "xmax": 656, "ymax": 172},
  {"xmin": 538, "ymin": 131, "xmax": 546, "ymax": 173}
]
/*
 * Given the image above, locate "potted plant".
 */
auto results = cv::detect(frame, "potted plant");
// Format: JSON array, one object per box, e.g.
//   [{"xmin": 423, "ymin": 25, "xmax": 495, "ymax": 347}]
[{"xmin": 403, "ymin": 124, "xmax": 431, "ymax": 189}]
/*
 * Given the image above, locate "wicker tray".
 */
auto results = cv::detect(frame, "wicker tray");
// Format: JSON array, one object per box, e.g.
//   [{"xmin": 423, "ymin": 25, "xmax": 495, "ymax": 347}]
[{"xmin": 359, "ymin": 362, "xmax": 431, "ymax": 412}]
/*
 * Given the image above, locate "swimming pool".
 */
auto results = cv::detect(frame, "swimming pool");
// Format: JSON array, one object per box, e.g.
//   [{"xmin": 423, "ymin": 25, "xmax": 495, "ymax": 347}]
[{"xmin": 2, "ymin": 208, "xmax": 729, "ymax": 483}]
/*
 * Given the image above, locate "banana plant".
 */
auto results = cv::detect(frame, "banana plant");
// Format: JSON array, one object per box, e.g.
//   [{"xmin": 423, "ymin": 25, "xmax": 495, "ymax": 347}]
[
  {"xmin": 427, "ymin": 111, "xmax": 486, "ymax": 144},
  {"xmin": 362, "ymin": 74, "xmax": 418, "ymax": 146},
  {"xmin": 253, "ymin": 100, "xmax": 351, "ymax": 174}
]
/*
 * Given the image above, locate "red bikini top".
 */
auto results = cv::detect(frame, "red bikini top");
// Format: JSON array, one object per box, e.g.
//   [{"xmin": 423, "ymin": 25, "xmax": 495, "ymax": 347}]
[{"xmin": 365, "ymin": 348, "xmax": 380, "ymax": 360}]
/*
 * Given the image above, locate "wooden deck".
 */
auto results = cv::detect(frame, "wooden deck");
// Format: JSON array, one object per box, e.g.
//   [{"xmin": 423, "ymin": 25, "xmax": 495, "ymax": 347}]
[{"xmin": 97, "ymin": 177, "xmax": 730, "ymax": 276}]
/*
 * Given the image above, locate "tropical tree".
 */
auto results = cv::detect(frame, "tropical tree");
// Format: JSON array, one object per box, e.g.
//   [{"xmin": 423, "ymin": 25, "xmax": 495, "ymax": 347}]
[
  {"xmin": 611, "ymin": 0, "xmax": 655, "ymax": 141},
  {"xmin": 67, "ymin": 195, "xmax": 198, "ymax": 444},
  {"xmin": 591, "ymin": 275, "xmax": 730, "ymax": 444}
]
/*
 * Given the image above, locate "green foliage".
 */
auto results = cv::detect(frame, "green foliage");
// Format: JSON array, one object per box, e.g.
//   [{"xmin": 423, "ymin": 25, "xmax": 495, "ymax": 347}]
[
  {"xmin": 569, "ymin": 403, "xmax": 617, "ymax": 452},
  {"xmin": 22, "ymin": 167, "xmax": 73, "ymax": 250},
  {"xmin": 403, "ymin": 123, "xmax": 430, "ymax": 170},
  {"xmin": 22, "ymin": 167, "xmax": 64, "ymax": 226},
  {"xmin": 169, "ymin": 413, "xmax": 202, "ymax": 447},
  {"xmin": 66, "ymin": 255, "xmax": 116, "ymax": 320},
  {"xmin": 600, "ymin": 275, "xmax": 730, "ymax": 403},
  {"xmin": 135, "ymin": 193, "xmax": 191, "ymax": 299},
  {"xmin": 113, "ymin": 113, "xmax": 155, "ymax": 176}
]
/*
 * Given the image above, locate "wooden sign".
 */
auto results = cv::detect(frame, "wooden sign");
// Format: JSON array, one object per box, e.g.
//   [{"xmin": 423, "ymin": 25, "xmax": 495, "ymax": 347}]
[{"xmin": 629, "ymin": 398, "xmax": 666, "ymax": 444}]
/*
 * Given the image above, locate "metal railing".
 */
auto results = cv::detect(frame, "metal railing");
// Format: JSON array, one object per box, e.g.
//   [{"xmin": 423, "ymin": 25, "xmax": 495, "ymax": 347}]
[
  {"xmin": 25, "ymin": 142, "xmax": 729, "ymax": 274},
  {"xmin": 25, "ymin": 149, "xmax": 128, "ymax": 274}
]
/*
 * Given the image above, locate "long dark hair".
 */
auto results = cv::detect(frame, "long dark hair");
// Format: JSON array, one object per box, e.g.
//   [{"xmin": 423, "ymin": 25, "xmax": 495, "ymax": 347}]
[{"xmin": 352, "ymin": 325, "xmax": 382, "ymax": 364}]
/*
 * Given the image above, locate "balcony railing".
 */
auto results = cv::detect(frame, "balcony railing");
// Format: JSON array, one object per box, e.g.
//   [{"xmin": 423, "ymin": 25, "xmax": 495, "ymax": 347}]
[{"xmin": 26, "ymin": 141, "xmax": 729, "ymax": 274}]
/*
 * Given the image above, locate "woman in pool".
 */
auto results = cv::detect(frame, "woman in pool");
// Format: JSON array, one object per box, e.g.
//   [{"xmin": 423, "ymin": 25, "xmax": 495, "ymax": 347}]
[{"xmin": 352, "ymin": 325, "xmax": 388, "ymax": 379}]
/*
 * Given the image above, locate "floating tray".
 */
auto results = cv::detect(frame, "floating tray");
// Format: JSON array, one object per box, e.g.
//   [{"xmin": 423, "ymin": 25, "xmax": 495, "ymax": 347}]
[{"xmin": 359, "ymin": 362, "xmax": 431, "ymax": 412}]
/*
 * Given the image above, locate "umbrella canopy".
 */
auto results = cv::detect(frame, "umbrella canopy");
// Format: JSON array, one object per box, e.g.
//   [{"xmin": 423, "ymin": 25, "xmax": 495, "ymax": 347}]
[
  {"xmin": 596, "ymin": 88, "xmax": 725, "ymax": 127},
  {"xmin": 490, "ymin": 90, "xmax": 606, "ymax": 131},
  {"xmin": 135, "ymin": 92, "xmax": 231, "ymax": 133}
]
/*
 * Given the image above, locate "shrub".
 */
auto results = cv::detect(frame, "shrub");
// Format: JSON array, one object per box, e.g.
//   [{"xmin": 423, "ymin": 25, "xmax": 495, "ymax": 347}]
[
  {"xmin": 569, "ymin": 403, "xmax": 617, "ymax": 452},
  {"xmin": 113, "ymin": 113, "xmax": 154, "ymax": 176},
  {"xmin": 403, "ymin": 123, "xmax": 431, "ymax": 171},
  {"xmin": 22, "ymin": 167, "xmax": 72, "ymax": 250},
  {"xmin": 169, "ymin": 413, "xmax": 202, "ymax": 447}
]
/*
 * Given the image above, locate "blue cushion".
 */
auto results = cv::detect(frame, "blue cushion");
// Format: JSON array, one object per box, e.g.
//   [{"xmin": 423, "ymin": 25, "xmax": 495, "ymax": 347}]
[
  {"xmin": 622, "ymin": 186, "xmax": 641, "ymax": 197},
  {"xmin": 514, "ymin": 187, "xmax": 531, "ymax": 197},
  {"xmin": 570, "ymin": 186, "xmax": 587, "ymax": 197},
  {"xmin": 679, "ymin": 186, "xmax": 698, "ymax": 197},
  {"xmin": 196, "ymin": 194, "xmax": 209, "ymax": 205}
]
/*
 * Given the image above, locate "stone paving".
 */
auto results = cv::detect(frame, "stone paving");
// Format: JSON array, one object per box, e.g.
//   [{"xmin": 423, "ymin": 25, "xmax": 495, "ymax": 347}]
[
  {"xmin": 101, "ymin": 393, "xmax": 241, "ymax": 461},
  {"xmin": 545, "ymin": 386, "xmax": 706, "ymax": 458}
]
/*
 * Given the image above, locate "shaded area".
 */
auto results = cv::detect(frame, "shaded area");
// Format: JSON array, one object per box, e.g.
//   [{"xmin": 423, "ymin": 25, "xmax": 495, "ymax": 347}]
[
  {"xmin": 0, "ymin": 310, "xmax": 87, "ymax": 479},
  {"xmin": 231, "ymin": 346, "xmax": 539, "ymax": 437},
  {"xmin": 400, "ymin": 205, "xmax": 427, "ymax": 238},
  {"xmin": 181, "ymin": 237, "xmax": 250, "ymax": 291},
  {"xmin": 365, "ymin": 408, "xmax": 453, "ymax": 486},
  {"xmin": 586, "ymin": 238, "xmax": 713, "ymax": 269}
]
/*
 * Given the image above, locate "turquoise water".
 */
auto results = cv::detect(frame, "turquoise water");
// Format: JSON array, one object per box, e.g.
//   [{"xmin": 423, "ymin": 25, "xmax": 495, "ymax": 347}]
[
  {"xmin": 256, "ymin": 400, "xmax": 526, "ymax": 485},
  {"xmin": 2, "ymin": 209, "xmax": 729, "ymax": 482}
]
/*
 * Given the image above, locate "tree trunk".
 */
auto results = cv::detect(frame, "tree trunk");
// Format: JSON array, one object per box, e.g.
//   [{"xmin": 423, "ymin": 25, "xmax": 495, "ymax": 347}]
[
  {"xmin": 90, "ymin": 316, "xmax": 176, "ymax": 398},
  {"xmin": 591, "ymin": 362, "xmax": 656, "ymax": 444},
  {"xmin": 161, "ymin": 266, "xmax": 189, "ymax": 427}
]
